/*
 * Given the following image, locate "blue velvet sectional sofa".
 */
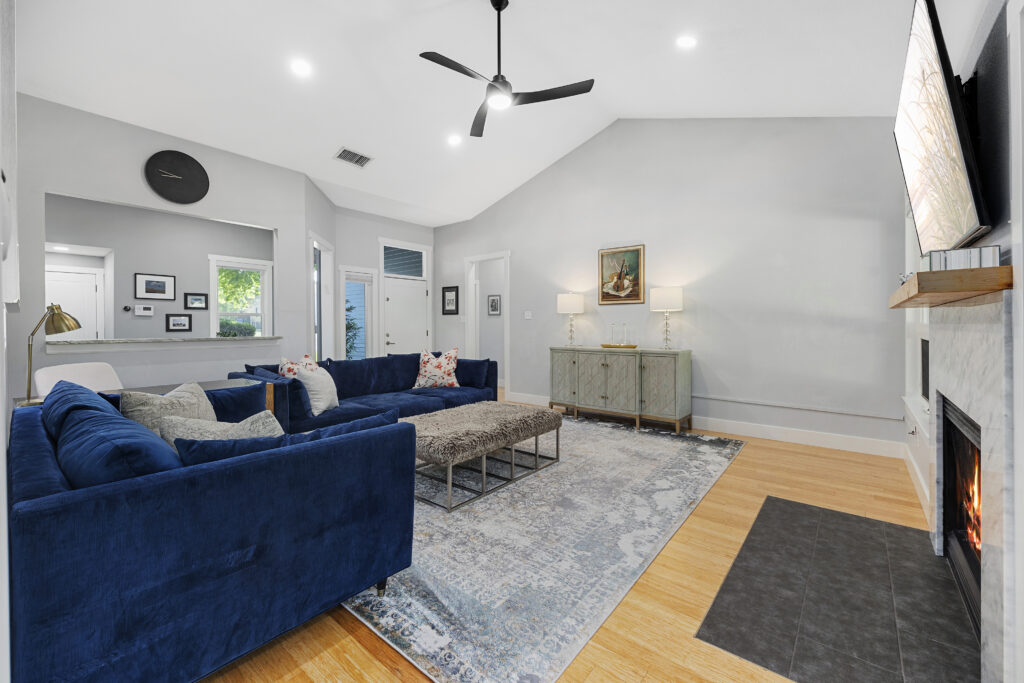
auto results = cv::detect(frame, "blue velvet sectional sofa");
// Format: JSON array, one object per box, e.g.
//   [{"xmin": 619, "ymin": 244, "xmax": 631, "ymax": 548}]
[
  {"xmin": 7, "ymin": 381, "xmax": 415, "ymax": 682},
  {"xmin": 229, "ymin": 353, "xmax": 499, "ymax": 433}
]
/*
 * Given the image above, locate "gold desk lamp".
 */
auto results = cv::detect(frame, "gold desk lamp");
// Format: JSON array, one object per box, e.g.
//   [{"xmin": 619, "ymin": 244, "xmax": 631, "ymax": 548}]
[{"xmin": 27, "ymin": 303, "xmax": 81, "ymax": 400}]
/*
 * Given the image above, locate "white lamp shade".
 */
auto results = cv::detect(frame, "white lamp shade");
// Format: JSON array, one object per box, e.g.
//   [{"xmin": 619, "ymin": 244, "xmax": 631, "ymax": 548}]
[
  {"xmin": 557, "ymin": 292, "xmax": 585, "ymax": 315},
  {"xmin": 650, "ymin": 287, "xmax": 683, "ymax": 312}
]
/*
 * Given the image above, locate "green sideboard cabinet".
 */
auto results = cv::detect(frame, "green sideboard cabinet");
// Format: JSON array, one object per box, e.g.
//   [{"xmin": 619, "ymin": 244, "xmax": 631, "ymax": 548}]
[{"xmin": 549, "ymin": 346, "xmax": 692, "ymax": 433}]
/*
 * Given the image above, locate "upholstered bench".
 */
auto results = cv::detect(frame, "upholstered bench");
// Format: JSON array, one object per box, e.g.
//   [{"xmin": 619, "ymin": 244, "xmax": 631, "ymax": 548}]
[{"xmin": 402, "ymin": 401, "xmax": 562, "ymax": 511}]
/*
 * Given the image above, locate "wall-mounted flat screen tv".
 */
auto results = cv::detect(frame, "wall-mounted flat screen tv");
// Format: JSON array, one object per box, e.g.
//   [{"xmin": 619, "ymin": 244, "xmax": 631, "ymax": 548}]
[{"xmin": 895, "ymin": 0, "xmax": 989, "ymax": 255}]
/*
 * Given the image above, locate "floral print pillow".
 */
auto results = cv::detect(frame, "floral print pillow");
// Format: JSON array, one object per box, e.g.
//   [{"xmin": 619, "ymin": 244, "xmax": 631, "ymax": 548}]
[{"xmin": 414, "ymin": 348, "xmax": 460, "ymax": 388}]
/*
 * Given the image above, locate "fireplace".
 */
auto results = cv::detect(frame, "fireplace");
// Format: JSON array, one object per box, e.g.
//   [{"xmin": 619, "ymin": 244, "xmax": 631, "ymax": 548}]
[{"xmin": 941, "ymin": 396, "xmax": 981, "ymax": 638}]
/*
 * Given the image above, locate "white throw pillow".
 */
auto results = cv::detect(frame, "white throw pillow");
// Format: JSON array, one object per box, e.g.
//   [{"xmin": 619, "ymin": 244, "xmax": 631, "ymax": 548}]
[
  {"xmin": 158, "ymin": 410, "xmax": 284, "ymax": 450},
  {"xmin": 121, "ymin": 382, "xmax": 218, "ymax": 433},
  {"xmin": 414, "ymin": 348, "xmax": 460, "ymax": 388},
  {"xmin": 279, "ymin": 355, "xmax": 339, "ymax": 416}
]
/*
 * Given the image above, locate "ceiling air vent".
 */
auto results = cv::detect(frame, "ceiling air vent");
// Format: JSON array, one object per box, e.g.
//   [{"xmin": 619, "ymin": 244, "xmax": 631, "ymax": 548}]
[{"xmin": 335, "ymin": 147, "xmax": 372, "ymax": 168}]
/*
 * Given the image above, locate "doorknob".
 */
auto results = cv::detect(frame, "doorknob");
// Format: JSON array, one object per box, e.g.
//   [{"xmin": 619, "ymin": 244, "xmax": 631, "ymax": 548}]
[{"xmin": 386, "ymin": 341, "xmax": 397, "ymax": 346}]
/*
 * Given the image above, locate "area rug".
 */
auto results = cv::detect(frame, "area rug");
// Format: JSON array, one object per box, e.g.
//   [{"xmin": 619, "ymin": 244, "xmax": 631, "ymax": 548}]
[{"xmin": 344, "ymin": 418, "xmax": 744, "ymax": 682}]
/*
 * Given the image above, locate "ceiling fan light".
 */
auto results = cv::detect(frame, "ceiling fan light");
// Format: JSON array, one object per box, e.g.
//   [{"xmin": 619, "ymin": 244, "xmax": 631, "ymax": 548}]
[{"xmin": 487, "ymin": 92, "xmax": 512, "ymax": 110}]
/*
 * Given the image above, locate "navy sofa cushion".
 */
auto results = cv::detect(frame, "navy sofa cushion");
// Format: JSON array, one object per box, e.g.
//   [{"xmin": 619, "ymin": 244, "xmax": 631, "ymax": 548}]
[
  {"xmin": 9, "ymin": 408, "xmax": 71, "ymax": 505},
  {"xmin": 328, "ymin": 356, "xmax": 417, "ymax": 398},
  {"xmin": 407, "ymin": 386, "xmax": 494, "ymax": 408},
  {"xmin": 41, "ymin": 380, "xmax": 121, "ymax": 440},
  {"xmin": 455, "ymin": 358, "xmax": 490, "ymax": 388},
  {"xmin": 56, "ymin": 409, "xmax": 182, "ymax": 488},
  {"xmin": 351, "ymin": 391, "xmax": 445, "ymax": 417},
  {"xmin": 289, "ymin": 400, "xmax": 388, "ymax": 433},
  {"xmin": 176, "ymin": 409, "xmax": 400, "ymax": 466},
  {"xmin": 254, "ymin": 367, "xmax": 313, "ymax": 418},
  {"xmin": 205, "ymin": 382, "xmax": 267, "ymax": 423}
]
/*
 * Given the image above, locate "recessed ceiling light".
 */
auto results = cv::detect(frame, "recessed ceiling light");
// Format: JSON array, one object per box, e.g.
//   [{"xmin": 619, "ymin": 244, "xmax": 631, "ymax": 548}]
[
  {"xmin": 447, "ymin": 134, "xmax": 463, "ymax": 147},
  {"xmin": 290, "ymin": 58, "xmax": 313, "ymax": 79},
  {"xmin": 675, "ymin": 35, "xmax": 698, "ymax": 50},
  {"xmin": 53, "ymin": 245, "xmax": 70, "ymax": 252}
]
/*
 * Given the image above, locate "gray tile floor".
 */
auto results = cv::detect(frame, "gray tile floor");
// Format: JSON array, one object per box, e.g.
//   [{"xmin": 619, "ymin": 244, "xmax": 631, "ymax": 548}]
[{"xmin": 696, "ymin": 497, "xmax": 980, "ymax": 683}]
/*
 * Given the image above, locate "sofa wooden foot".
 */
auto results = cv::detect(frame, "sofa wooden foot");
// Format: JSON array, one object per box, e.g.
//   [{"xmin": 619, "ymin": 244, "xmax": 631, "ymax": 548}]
[{"xmin": 376, "ymin": 579, "xmax": 387, "ymax": 597}]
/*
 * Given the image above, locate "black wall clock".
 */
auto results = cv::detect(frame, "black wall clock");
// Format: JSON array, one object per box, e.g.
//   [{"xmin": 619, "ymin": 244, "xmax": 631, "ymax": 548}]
[{"xmin": 144, "ymin": 150, "xmax": 209, "ymax": 204}]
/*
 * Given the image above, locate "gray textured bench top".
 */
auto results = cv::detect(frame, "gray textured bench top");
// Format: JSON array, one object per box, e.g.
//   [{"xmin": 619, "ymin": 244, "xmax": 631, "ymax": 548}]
[{"xmin": 401, "ymin": 401, "xmax": 562, "ymax": 465}]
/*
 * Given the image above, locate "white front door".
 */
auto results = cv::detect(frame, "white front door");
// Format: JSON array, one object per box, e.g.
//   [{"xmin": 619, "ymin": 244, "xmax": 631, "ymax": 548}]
[
  {"xmin": 384, "ymin": 276, "xmax": 428, "ymax": 354},
  {"xmin": 44, "ymin": 269, "xmax": 102, "ymax": 340}
]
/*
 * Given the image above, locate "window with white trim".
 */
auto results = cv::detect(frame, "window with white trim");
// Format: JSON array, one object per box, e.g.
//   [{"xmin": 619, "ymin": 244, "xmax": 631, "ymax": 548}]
[{"xmin": 209, "ymin": 255, "xmax": 273, "ymax": 337}]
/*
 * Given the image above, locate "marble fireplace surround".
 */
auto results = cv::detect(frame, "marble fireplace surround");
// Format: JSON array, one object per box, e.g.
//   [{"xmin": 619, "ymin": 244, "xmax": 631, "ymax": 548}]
[{"xmin": 929, "ymin": 291, "xmax": 1014, "ymax": 682}]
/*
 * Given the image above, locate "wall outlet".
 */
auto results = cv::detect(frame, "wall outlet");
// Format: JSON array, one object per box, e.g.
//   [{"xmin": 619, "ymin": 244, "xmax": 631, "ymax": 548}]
[{"xmin": 523, "ymin": 310, "xmax": 533, "ymax": 320}]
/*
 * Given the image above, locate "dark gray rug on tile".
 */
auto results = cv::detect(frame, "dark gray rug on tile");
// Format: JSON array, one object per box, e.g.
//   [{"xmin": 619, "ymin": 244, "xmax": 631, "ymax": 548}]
[{"xmin": 696, "ymin": 497, "xmax": 979, "ymax": 683}]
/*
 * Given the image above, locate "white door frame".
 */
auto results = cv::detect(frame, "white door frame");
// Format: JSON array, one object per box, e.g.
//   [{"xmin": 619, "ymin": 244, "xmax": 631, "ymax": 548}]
[
  {"xmin": 44, "ymin": 265, "xmax": 107, "ymax": 340},
  {"xmin": 379, "ymin": 237, "xmax": 433, "ymax": 348},
  {"xmin": 338, "ymin": 265, "xmax": 379, "ymax": 358},
  {"xmin": 309, "ymin": 232, "xmax": 336, "ymax": 359},
  {"xmin": 463, "ymin": 250, "xmax": 511, "ymax": 395}
]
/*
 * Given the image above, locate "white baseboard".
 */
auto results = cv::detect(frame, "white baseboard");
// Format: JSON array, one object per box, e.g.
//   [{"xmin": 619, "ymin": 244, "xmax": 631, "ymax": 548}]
[
  {"xmin": 691, "ymin": 415, "xmax": 905, "ymax": 459},
  {"xmin": 503, "ymin": 395, "xmax": 904, "ymax": 459},
  {"xmin": 505, "ymin": 391, "xmax": 551, "ymax": 406}
]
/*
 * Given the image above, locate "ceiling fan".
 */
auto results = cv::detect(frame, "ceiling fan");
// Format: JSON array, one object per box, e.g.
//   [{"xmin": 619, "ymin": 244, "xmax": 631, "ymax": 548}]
[{"xmin": 420, "ymin": 0, "xmax": 595, "ymax": 138}]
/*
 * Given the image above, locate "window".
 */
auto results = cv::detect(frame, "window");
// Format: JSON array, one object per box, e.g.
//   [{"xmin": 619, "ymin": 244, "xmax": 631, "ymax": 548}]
[
  {"xmin": 383, "ymin": 245, "xmax": 424, "ymax": 278},
  {"xmin": 210, "ymin": 256, "xmax": 273, "ymax": 337},
  {"xmin": 313, "ymin": 245, "xmax": 323, "ymax": 360},
  {"xmin": 344, "ymin": 275, "xmax": 372, "ymax": 359}
]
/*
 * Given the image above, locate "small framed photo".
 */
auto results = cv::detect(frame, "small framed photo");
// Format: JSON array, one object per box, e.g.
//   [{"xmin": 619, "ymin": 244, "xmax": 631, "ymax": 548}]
[
  {"xmin": 184, "ymin": 292, "xmax": 208, "ymax": 310},
  {"xmin": 165, "ymin": 313, "xmax": 192, "ymax": 332},
  {"xmin": 487, "ymin": 294, "xmax": 501, "ymax": 316},
  {"xmin": 442, "ymin": 286, "xmax": 459, "ymax": 315},
  {"xmin": 135, "ymin": 273, "xmax": 176, "ymax": 300}
]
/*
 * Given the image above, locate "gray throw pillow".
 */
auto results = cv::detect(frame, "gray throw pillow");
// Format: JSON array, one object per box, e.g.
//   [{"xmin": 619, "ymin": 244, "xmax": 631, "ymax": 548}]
[
  {"xmin": 157, "ymin": 410, "xmax": 284, "ymax": 450},
  {"xmin": 120, "ymin": 382, "xmax": 217, "ymax": 433}
]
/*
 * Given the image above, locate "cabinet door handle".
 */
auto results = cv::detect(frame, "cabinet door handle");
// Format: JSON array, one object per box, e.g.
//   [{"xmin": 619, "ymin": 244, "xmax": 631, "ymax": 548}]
[
  {"xmin": 601, "ymin": 363, "xmax": 609, "ymax": 367},
  {"xmin": 600, "ymin": 395, "xmax": 608, "ymax": 399}
]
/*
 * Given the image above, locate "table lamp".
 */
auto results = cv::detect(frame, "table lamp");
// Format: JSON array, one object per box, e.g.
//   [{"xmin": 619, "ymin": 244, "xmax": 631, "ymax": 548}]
[
  {"xmin": 27, "ymin": 303, "xmax": 81, "ymax": 399},
  {"xmin": 557, "ymin": 293, "xmax": 585, "ymax": 346},
  {"xmin": 650, "ymin": 287, "xmax": 683, "ymax": 349}
]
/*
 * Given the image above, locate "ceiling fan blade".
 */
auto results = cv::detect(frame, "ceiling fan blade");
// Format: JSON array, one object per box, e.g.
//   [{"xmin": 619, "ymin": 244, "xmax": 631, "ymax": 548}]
[
  {"xmin": 470, "ymin": 98, "xmax": 489, "ymax": 137},
  {"xmin": 513, "ymin": 79, "xmax": 595, "ymax": 106},
  {"xmin": 419, "ymin": 52, "xmax": 489, "ymax": 82}
]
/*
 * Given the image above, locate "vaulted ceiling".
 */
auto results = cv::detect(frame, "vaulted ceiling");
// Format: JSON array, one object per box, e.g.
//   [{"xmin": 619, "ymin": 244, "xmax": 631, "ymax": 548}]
[{"xmin": 18, "ymin": 0, "xmax": 928, "ymax": 226}]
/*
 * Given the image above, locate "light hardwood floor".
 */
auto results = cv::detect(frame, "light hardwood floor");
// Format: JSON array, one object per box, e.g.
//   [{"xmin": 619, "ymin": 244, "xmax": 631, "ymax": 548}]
[{"xmin": 208, "ymin": 402, "xmax": 926, "ymax": 682}]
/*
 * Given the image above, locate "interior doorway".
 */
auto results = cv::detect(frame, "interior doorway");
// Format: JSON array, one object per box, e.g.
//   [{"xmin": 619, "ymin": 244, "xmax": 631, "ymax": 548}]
[
  {"xmin": 464, "ymin": 251, "xmax": 511, "ymax": 393},
  {"xmin": 44, "ymin": 268, "xmax": 103, "ymax": 340}
]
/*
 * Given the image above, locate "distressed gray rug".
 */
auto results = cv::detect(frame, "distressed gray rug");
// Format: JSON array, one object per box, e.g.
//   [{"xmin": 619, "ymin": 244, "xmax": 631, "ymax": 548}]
[{"xmin": 344, "ymin": 418, "xmax": 744, "ymax": 682}]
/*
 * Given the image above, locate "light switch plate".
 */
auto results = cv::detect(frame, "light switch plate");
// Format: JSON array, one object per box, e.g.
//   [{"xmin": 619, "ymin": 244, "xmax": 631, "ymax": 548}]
[{"xmin": 524, "ymin": 310, "xmax": 533, "ymax": 320}]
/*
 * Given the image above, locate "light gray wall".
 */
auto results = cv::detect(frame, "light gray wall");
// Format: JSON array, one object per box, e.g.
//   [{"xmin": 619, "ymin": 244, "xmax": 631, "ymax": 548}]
[
  {"xmin": 12, "ymin": 94, "xmax": 312, "ymax": 394},
  {"xmin": 434, "ymin": 117, "xmax": 907, "ymax": 442},
  {"xmin": 478, "ymin": 258, "xmax": 505, "ymax": 383},
  {"xmin": 45, "ymin": 193, "xmax": 273, "ymax": 338},
  {"xmin": 335, "ymin": 206, "xmax": 433, "ymax": 269}
]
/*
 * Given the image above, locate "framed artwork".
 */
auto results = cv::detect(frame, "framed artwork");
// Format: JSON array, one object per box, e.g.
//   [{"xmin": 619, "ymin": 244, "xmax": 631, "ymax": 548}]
[
  {"xmin": 135, "ymin": 273, "xmax": 176, "ymax": 300},
  {"xmin": 184, "ymin": 292, "xmax": 209, "ymax": 310},
  {"xmin": 165, "ymin": 313, "xmax": 192, "ymax": 332},
  {"xmin": 487, "ymin": 294, "xmax": 501, "ymax": 316},
  {"xmin": 598, "ymin": 245, "xmax": 645, "ymax": 305},
  {"xmin": 442, "ymin": 286, "xmax": 459, "ymax": 315}
]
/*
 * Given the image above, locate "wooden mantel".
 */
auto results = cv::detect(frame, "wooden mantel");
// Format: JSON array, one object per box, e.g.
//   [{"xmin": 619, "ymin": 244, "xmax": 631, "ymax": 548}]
[{"xmin": 889, "ymin": 266, "xmax": 1013, "ymax": 309}]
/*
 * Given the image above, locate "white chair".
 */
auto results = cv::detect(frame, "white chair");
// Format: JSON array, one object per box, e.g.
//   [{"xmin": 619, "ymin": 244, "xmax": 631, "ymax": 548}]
[{"xmin": 34, "ymin": 362, "xmax": 124, "ymax": 398}]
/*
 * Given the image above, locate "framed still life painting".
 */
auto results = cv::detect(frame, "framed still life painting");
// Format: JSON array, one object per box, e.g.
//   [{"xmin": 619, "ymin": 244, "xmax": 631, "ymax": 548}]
[{"xmin": 598, "ymin": 245, "xmax": 645, "ymax": 305}]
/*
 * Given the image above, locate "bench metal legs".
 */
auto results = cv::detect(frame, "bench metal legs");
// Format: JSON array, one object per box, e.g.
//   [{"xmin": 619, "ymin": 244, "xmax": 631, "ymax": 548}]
[{"xmin": 414, "ymin": 426, "xmax": 562, "ymax": 513}]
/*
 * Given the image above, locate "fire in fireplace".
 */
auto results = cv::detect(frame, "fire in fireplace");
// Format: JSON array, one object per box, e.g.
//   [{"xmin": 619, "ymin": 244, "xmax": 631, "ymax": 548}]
[{"xmin": 942, "ymin": 397, "xmax": 981, "ymax": 638}]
